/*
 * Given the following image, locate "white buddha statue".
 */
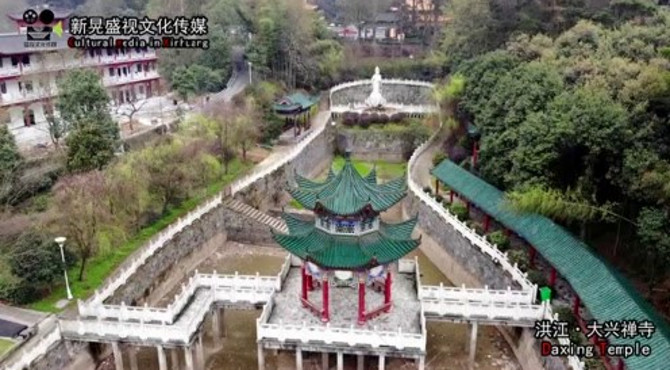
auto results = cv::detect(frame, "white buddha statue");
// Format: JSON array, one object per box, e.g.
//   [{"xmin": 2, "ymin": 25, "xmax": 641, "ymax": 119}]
[{"xmin": 365, "ymin": 66, "xmax": 387, "ymax": 108}]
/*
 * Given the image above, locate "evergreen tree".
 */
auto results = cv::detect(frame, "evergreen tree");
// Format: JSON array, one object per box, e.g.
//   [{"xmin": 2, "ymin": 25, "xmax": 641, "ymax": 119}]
[{"xmin": 0, "ymin": 124, "xmax": 23, "ymax": 205}]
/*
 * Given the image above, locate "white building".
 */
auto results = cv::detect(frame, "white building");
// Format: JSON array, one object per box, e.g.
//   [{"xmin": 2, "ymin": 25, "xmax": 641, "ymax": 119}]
[{"xmin": 0, "ymin": 8, "xmax": 161, "ymax": 146}]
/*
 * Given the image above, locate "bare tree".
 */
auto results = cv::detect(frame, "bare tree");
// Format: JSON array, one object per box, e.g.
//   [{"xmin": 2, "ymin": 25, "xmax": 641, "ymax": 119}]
[
  {"xmin": 116, "ymin": 99, "xmax": 147, "ymax": 133},
  {"xmin": 50, "ymin": 171, "xmax": 121, "ymax": 281}
]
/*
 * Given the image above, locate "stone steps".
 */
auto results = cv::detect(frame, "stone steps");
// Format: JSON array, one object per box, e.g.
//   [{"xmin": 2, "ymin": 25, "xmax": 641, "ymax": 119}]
[{"xmin": 223, "ymin": 199, "xmax": 289, "ymax": 233}]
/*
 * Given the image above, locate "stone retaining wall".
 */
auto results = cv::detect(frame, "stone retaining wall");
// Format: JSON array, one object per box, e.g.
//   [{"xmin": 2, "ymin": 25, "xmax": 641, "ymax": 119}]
[
  {"xmin": 405, "ymin": 195, "xmax": 518, "ymax": 290},
  {"xmin": 107, "ymin": 205, "xmax": 228, "ymax": 305},
  {"xmin": 235, "ymin": 122, "xmax": 335, "ymax": 212},
  {"xmin": 336, "ymin": 127, "xmax": 417, "ymax": 162}
]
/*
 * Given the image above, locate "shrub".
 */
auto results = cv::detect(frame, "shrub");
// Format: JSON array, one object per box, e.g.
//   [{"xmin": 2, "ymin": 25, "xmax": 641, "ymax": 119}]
[
  {"xmin": 389, "ymin": 113, "xmax": 408, "ymax": 122},
  {"xmin": 0, "ymin": 230, "xmax": 77, "ymax": 305},
  {"xmin": 435, "ymin": 194, "xmax": 443, "ymax": 203},
  {"xmin": 553, "ymin": 306, "xmax": 577, "ymax": 327},
  {"xmin": 487, "ymin": 231, "xmax": 511, "ymax": 252},
  {"xmin": 450, "ymin": 202, "xmax": 469, "ymax": 221},
  {"xmin": 467, "ymin": 220, "xmax": 484, "ymax": 234},
  {"xmin": 527, "ymin": 269, "xmax": 548, "ymax": 287},
  {"xmin": 508, "ymin": 249, "xmax": 529, "ymax": 271},
  {"xmin": 423, "ymin": 186, "xmax": 432, "ymax": 195},
  {"xmin": 432, "ymin": 152, "xmax": 447, "ymax": 167}
]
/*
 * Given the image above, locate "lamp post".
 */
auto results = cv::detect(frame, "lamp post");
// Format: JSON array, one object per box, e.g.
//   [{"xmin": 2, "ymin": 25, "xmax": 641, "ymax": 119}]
[
  {"xmin": 248, "ymin": 61, "xmax": 252, "ymax": 85},
  {"xmin": 54, "ymin": 237, "xmax": 73, "ymax": 300}
]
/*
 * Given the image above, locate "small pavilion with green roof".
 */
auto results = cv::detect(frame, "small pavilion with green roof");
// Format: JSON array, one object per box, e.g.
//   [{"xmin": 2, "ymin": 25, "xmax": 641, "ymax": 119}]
[
  {"xmin": 273, "ymin": 92, "xmax": 319, "ymax": 137},
  {"xmin": 272, "ymin": 153, "xmax": 420, "ymax": 324}
]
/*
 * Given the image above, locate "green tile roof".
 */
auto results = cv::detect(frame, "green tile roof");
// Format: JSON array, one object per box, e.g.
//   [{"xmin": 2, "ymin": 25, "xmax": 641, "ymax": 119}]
[
  {"xmin": 273, "ymin": 92, "xmax": 319, "ymax": 113},
  {"xmin": 273, "ymin": 213, "xmax": 420, "ymax": 269},
  {"xmin": 431, "ymin": 160, "xmax": 670, "ymax": 370},
  {"xmin": 289, "ymin": 157, "xmax": 407, "ymax": 215}
]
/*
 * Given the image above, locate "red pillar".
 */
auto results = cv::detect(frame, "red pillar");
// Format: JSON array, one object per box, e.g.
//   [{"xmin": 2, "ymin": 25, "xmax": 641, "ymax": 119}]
[
  {"xmin": 549, "ymin": 267, "xmax": 557, "ymax": 287},
  {"xmin": 301, "ymin": 264, "xmax": 307, "ymax": 303},
  {"xmin": 435, "ymin": 178, "xmax": 440, "ymax": 196},
  {"xmin": 529, "ymin": 246, "xmax": 537, "ymax": 267},
  {"xmin": 449, "ymin": 190, "xmax": 454, "ymax": 204},
  {"xmin": 384, "ymin": 269, "xmax": 392, "ymax": 312},
  {"xmin": 483, "ymin": 214, "xmax": 490, "ymax": 232},
  {"xmin": 358, "ymin": 273, "xmax": 366, "ymax": 325},
  {"xmin": 307, "ymin": 273, "xmax": 314, "ymax": 291},
  {"xmin": 321, "ymin": 272, "xmax": 330, "ymax": 322},
  {"xmin": 573, "ymin": 295, "xmax": 581, "ymax": 318},
  {"xmin": 466, "ymin": 201, "xmax": 471, "ymax": 214}
]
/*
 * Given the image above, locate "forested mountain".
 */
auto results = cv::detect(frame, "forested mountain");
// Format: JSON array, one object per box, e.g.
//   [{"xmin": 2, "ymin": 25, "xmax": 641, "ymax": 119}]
[{"xmin": 441, "ymin": 0, "xmax": 670, "ymax": 315}]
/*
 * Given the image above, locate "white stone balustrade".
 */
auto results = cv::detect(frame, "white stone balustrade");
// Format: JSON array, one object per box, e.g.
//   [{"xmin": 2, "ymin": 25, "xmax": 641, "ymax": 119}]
[
  {"xmin": 256, "ymin": 297, "xmax": 425, "ymax": 351},
  {"xmin": 543, "ymin": 306, "xmax": 586, "ymax": 370},
  {"xmin": 407, "ymin": 129, "xmax": 535, "ymax": 293},
  {"xmin": 78, "ymin": 255, "xmax": 290, "ymax": 325},
  {"xmin": 419, "ymin": 284, "xmax": 535, "ymax": 305},
  {"xmin": 421, "ymin": 299, "xmax": 546, "ymax": 322},
  {"xmin": 3, "ymin": 320, "xmax": 62, "ymax": 370}
]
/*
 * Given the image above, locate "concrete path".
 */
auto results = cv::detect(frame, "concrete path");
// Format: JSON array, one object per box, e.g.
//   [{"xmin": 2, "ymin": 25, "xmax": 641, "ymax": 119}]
[{"xmin": 0, "ymin": 304, "xmax": 47, "ymax": 328}]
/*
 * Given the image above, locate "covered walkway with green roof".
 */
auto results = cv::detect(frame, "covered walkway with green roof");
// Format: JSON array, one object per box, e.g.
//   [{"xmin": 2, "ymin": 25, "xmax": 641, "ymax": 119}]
[{"xmin": 431, "ymin": 160, "xmax": 670, "ymax": 370}]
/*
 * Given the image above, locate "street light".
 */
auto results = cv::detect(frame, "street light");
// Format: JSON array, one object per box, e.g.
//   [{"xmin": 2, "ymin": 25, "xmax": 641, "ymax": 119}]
[
  {"xmin": 54, "ymin": 237, "xmax": 73, "ymax": 300},
  {"xmin": 248, "ymin": 61, "xmax": 253, "ymax": 85}
]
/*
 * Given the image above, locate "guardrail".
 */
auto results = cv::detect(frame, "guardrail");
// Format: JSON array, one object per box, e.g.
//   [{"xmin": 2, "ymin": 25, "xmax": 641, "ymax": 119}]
[
  {"xmin": 422, "ymin": 299, "xmax": 546, "ymax": 323},
  {"xmin": 87, "ymin": 113, "xmax": 329, "ymax": 310},
  {"xmin": 406, "ymin": 127, "xmax": 535, "ymax": 292},
  {"xmin": 420, "ymin": 284, "xmax": 535, "ymax": 305},
  {"xmin": 543, "ymin": 306, "xmax": 585, "ymax": 370},
  {"xmin": 256, "ymin": 296, "xmax": 425, "ymax": 351},
  {"xmin": 2, "ymin": 319, "xmax": 61, "ymax": 370},
  {"xmin": 329, "ymin": 79, "xmax": 435, "ymax": 110},
  {"xmin": 79, "ymin": 255, "xmax": 290, "ymax": 324}
]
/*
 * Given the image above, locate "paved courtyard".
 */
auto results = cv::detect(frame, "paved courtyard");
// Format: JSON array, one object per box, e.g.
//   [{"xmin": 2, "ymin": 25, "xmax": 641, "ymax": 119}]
[{"xmin": 268, "ymin": 265, "xmax": 422, "ymax": 334}]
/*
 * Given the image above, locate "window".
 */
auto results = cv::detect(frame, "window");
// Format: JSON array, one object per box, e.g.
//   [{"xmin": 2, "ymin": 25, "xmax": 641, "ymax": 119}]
[
  {"xmin": 138, "ymin": 85, "xmax": 144, "ymax": 95},
  {"xmin": 125, "ymin": 90, "xmax": 131, "ymax": 102},
  {"xmin": 0, "ymin": 58, "xmax": 3, "ymax": 68},
  {"xmin": 21, "ymin": 55, "xmax": 30, "ymax": 65},
  {"xmin": 88, "ymin": 49, "xmax": 95, "ymax": 58},
  {"xmin": 11, "ymin": 56, "xmax": 19, "ymax": 66},
  {"xmin": 107, "ymin": 48, "xmax": 113, "ymax": 56},
  {"xmin": 143, "ymin": 63, "xmax": 148, "ymax": 72},
  {"xmin": 24, "ymin": 81, "xmax": 33, "ymax": 93},
  {"xmin": 109, "ymin": 67, "xmax": 115, "ymax": 77},
  {"xmin": 136, "ymin": 64, "xmax": 142, "ymax": 73},
  {"xmin": 0, "ymin": 82, "xmax": 6, "ymax": 94},
  {"xmin": 122, "ymin": 67, "xmax": 128, "ymax": 76},
  {"xmin": 23, "ymin": 109, "xmax": 35, "ymax": 126},
  {"xmin": 95, "ymin": 49, "xmax": 102, "ymax": 56}
]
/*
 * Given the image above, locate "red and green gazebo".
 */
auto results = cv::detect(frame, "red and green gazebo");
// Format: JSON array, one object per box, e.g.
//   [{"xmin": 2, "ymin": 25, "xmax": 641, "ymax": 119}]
[{"xmin": 272, "ymin": 155, "xmax": 420, "ymax": 324}]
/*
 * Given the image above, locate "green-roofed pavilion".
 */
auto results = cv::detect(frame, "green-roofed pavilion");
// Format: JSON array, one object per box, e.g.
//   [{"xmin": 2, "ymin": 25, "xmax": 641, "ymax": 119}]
[
  {"xmin": 431, "ymin": 159, "xmax": 670, "ymax": 370},
  {"xmin": 289, "ymin": 156, "xmax": 407, "ymax": 216},
  {"xmin": 273, "ymin": 155, "xmax": 420, "ymax": 324},
  {"xmin": 273, "ymin": 92, "xmax": 319, "ymax": 138}
]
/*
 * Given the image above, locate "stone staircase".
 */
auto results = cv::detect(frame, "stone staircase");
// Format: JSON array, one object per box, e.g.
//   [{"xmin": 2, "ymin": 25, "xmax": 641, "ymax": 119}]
[{"xmin": 223, "ymin": 198, "xmax": 288, "ymax": 233}]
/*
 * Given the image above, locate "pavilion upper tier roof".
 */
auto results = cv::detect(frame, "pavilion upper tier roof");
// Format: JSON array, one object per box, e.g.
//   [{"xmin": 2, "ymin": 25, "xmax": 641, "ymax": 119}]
[
  {"xmin": 289, "ymin": 157, "xmax": 407, "ymax": 215},
  {"xmin": 272, "ymin": 213, "xmax": 420, "ymax": 270}
]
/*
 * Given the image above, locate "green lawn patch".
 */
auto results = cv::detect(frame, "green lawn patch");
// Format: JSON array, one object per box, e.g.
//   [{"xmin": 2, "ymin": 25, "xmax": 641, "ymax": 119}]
[
  {"xmin": 331, "ymin": 156, "xmax": 406, "ymax": 181},
  {"xmin": 28, "ymin": 159, "xmax": 252, "ymax": 313},
  {"xmin": 0, "ymin": 338, "xmax": 15, "ymax": 357}
]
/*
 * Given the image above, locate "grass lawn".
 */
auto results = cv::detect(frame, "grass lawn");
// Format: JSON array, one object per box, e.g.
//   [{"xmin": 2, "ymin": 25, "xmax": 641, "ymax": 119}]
[
  {"xmin": 28, "ymin": 159, "xmax": 252, "ymax": 313},
  {"xmin": 0, "ymin": 338, "xmax": 15, "ymax": 357},
  {"xmin": 331, "ymin": 155, "xmax": 406, "ymax": 181}
]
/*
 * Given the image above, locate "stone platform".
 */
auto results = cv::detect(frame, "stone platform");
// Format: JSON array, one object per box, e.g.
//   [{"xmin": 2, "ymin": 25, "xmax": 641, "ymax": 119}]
[{"xmin": 268, "ymin": 266, "xmax": 422, "ymax": 334}]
